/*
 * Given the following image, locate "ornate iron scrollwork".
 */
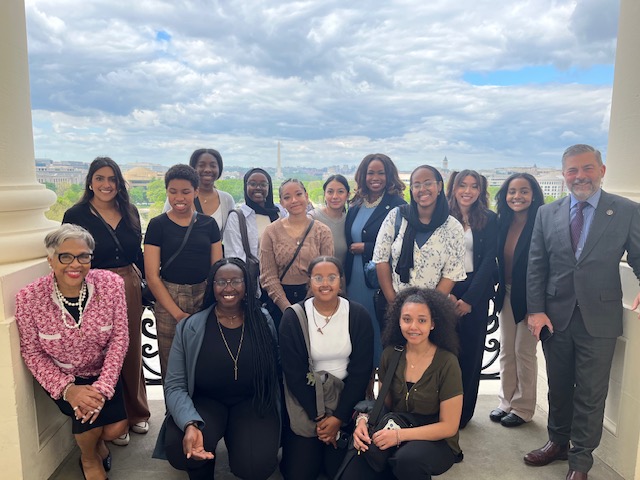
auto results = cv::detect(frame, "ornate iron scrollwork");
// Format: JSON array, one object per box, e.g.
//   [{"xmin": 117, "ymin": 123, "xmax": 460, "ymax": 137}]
[
  {"xmin": 141, "ymin": 308, "xmax": 162, "ymax": 385},
  {"xmin": 481, "ymin": 306, "xmax": 500, "ymax": 380}
]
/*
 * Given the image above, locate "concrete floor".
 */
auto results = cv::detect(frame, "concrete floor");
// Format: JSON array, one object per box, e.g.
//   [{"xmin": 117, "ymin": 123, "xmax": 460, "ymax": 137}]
[{"xmin": 49, "ymin": 382, "xmax": 624, "ymax": 480}]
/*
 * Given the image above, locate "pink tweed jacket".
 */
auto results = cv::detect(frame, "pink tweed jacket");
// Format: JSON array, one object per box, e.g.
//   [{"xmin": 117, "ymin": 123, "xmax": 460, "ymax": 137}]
[{"xmin": 15, "ymin": 269, "xmax": 129, "ymax": 400}]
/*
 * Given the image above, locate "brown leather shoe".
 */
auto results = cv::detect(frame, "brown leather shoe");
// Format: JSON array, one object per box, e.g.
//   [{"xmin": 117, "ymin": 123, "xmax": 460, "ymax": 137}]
[
  {"xmin": 523, "ymin": 441, "xmax": 569, "ymax": 466},
  {"xmin": 566, "ymin": 469, "xmax": 587, "ymax": 480}
]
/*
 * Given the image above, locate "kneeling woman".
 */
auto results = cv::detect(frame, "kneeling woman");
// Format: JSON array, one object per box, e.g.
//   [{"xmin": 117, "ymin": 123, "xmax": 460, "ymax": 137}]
[
  {"xmin": 15, "ymin": 224, "xmax": 129, "ymax": 480},
  {"xmin": 153, "ymin": 258, "xmax": 280, "ymax": 480},
  {"xmin": 280, "ymin": 256, "xmax": 373, "ymax": 480},
  {"xmin": 344, "ymin": 288, "xmax": 463, "ymax": 479}
]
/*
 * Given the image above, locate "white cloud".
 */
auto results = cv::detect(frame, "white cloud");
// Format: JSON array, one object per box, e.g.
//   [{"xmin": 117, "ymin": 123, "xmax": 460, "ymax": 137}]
[{"xmin": 25, "ymin": 0, "xmax": 619, "ymax": 170}]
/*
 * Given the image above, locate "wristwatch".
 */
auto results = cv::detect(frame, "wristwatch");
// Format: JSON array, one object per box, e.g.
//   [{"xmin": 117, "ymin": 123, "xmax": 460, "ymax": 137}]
[{"xmin": 184, "ymin": 420, "xmax": 201, "ymax": 431}]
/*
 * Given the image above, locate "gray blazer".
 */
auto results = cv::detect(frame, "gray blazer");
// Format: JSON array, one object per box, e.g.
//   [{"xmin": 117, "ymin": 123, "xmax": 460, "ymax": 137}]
[
  {"xmin": 527, "ymin": 190, "xmax": 640, "ymax": 338},
  {"xmin": 152, "ymin": 305, "xmax": 278, "ymax": 459}
]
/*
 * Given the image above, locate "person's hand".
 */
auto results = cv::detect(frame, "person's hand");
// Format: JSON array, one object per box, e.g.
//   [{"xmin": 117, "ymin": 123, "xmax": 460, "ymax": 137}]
[
  {"xmin": 67, "ymin": 384, "xmax": 105, "ymax": 423},
  {"xmin": 174, "ymin": 310, "xmax": 189, "ymax": 322},
  {"xmin": 349, "ymin": 242, "xmax": 365, "ymax": 255},
  {"xmin": 183, "ymin": 425, "xmax": 214, "ymax": 461},
  {"xmin": 317, "ymin": 415, "xmax": 341, "ymax": 447},
  {"xmin": 352, "ymin": 417, "xmax": 371, "ymax": 452},
  {"xmin": 455, "ymin": 299, "xmax": 472, "ymax": 317},
  {"xmin": 528, "ymin": 313, "xmax": 553, "ymax": 340},
  {"xmin": 632, "ymin": 292, "xmax": 640, "ymax": 319},
  {"xmin": 372, "ymin": 428, "xmax": 399, "ymax": 451},
  {"xmin": 448, "ymin": 293, "xmax": 458, "ymax": 303}
]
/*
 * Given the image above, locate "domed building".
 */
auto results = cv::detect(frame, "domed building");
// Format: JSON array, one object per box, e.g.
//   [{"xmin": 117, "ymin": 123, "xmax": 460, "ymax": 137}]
[{"xmin": 124, "ymin": 166, "xmax": 162, "ymax": 188}]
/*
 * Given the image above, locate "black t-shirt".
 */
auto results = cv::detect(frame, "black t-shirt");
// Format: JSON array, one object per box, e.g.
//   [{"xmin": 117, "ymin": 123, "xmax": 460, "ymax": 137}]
[
  {"xmin": 144, "ymin": 213, "xmax": 220, "ymax": 284},
  {"xmin": 193, "ymin": 310, "xmax": 254, "ymax": 405},
  {"xmin": 63, "ymin": 203, "xmax": 143, "ymax": 270}
]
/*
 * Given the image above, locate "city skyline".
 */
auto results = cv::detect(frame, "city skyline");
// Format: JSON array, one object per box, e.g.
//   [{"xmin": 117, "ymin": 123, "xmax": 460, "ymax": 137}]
[{"xmin": 26, "ymin": 0, "xmax": 619, "ymax": 170}]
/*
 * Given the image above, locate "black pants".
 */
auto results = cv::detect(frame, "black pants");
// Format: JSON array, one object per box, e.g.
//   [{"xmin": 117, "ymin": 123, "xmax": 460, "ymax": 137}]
[
  {"xmin": 543, "ymin": 306, "xmax": 616, "ymax": 473},
  {"xmin": 339, "ymin": 440, "xmax": 458, "ymax": 479},
  {"xmin": 280, "ymin": 425, "xmax": 348, "ymax": 480},
  {"xmin": 262, "ymin": 284, "xmax": 307, "ymax": 332},
  {"xmin": 164, "ymin": 396, "xmax": 280, "ymax": 480}
]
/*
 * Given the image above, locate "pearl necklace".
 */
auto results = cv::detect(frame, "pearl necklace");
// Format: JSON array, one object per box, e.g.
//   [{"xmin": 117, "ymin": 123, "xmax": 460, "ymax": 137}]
[
  {"xmin": 363, "ymin": 194, "xmax": 383, "ymax": 208},
  {"xmin": 54, "ymin": 280, "xmax": 87, "ymax": 333}
]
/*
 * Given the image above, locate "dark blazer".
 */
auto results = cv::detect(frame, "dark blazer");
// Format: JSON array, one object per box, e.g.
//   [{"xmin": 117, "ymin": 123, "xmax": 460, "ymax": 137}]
[
  {"xmin": 451, "ymin": 210, "xmax": 498, "ymax": 307},
  {"xmin": 344, "ymin": 192, "xmax": 406, "ymax": 283},
  {"xmin": 494, "ymin": 211, "xmax": 536, "ymax": 324},
  {"xmin": 279, "ymin": 300, "xmax": 373, "ymax": 424},
  {"xmin": 527, "ymin": 190, "xmax": 640, "ymax": 338}
]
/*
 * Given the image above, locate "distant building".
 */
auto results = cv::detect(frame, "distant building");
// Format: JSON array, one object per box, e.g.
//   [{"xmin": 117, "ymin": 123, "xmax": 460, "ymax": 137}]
[
  {"xmin": 124, "ymin": 167, "xmax": 163, "ymax": 188},
  {"xmin": 35, "ymin": 160, "xmax": 87, "ymax": 185},
  {"xmin": 537, "ymin": 174, "xmax": 567, "ymax": 199}
]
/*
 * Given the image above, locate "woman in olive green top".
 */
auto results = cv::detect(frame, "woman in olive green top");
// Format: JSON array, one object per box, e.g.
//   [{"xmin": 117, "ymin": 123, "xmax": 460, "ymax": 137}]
[{"xmin": 345, "ymin": 287, "xmax": 463, "ymax": 479}]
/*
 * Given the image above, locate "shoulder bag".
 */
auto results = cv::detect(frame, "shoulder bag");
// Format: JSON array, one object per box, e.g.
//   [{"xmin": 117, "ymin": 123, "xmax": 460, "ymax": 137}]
[
  {"xmin": 283, "ymin": 302, "xmax": 344, "ymax": 437},
  {"xmin": 228, "ymin": 208, "xmax": 260, "ymax": 293}
]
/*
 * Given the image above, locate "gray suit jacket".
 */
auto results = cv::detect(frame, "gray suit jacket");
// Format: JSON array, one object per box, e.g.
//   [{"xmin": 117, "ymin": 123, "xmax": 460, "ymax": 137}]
[{"xmin": 527, "ymin": 190, "xmax": 640, "ymax": 338}]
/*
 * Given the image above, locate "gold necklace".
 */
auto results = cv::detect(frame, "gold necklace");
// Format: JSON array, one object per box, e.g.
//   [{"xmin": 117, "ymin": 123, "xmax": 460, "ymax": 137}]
[
  {"xmin": 363, "ymin": 194, "xmax": 383, "ymax": 208},
  {"xmin": 311, "ymin": 299, "xmax": 340, "ymax": 334},
  {"xmin": 408, "ymin": 344, "xmax": 436, "ymax": 369},
  {"xmin": 215, "ymin": 306, "xmax": 240, "ymax": 325},
  {"xmin": 217, "ymin": 320, "xmax": 245, "ymax": 380}
]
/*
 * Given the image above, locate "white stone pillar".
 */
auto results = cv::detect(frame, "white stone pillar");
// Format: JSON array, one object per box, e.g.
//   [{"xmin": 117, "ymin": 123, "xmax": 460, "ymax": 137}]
[
  {"xmin": 605, "ymin": 0, "xmax": 640, "ymax": 202},
  {"xmin": 0, "ymin": 1, "xmax": 72, "ymax": 479},
  {"xmin": 0, "ymin": 0, "xmax": 57, "ymax": 266}
]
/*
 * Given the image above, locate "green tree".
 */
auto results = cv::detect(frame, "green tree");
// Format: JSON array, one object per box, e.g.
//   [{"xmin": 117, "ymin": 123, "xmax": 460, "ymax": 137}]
[
  {"xmin": 129, "ymin": 186, "xmax": 147, "ymax": 205},
  {"xmin": 216, "ymin": 179, "xmax": 245, "ymax": 203},
  {"xmin": 45, "ymin": 183, "xmax": 83, "ymax": 222},
  {"xmin": 146, "ymin": 178, "xmax": 166, "ymax": 204},
  {"xmin": 44, "ymin": 182, "xmax": 56, "ymax": 192}
]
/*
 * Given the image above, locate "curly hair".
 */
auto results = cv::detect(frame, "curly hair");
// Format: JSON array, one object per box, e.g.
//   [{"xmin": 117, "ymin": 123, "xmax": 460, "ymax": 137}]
[
  {"xmin": 164, "ymin": 164, "xmax": 199, "ymax": 190},
  {"xmin": 447, "ymin": 169, "xmax": 490, "ymax": 231},
  {"xmin": 382, "ymin": 287, "xmax": 459, "ymax": 355},
  {"xmin": 351, "ymin": 153, "xmax": 405, "ymax": 205},
  {"xmin": 201, "ymin": 258, "xmax": 279, "ymax": 414},
  {"xmin": 189, "ymin": 148, "xmax": 223, "ymax": 179},
  {"xmin": 495, "ymin": 173, "xmax": 544, "ymax": 225},
  {"xmin": 77, "ymin": 156, "xmax": 141, "ymax": 233}
]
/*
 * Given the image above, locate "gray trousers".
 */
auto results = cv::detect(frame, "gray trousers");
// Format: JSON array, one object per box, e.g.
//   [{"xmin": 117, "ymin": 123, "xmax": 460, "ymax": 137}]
[{"xmin": 542, "ymin": 306, "xmax": 617, "ymax": 472}]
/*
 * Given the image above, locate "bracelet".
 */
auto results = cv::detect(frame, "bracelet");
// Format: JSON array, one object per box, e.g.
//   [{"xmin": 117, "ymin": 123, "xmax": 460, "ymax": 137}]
[
  {"xmin": 62, "ymin": 382, "xmax": 74, "ymax": 402},
  {"xmin": 355, "ymin": 413, "xmax": 369, "ymax": 425},
  {"xmin": 184, "ymin": 421, "xmax": 200, "ymax": 431},
  {"xmin": 396, "ymin": 429, "xmax": 400, "ymax": 447}
]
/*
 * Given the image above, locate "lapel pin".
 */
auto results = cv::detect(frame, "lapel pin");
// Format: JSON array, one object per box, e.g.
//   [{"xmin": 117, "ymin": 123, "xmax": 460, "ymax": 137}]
[
  {"xmin": 385, "ymin": 205, "xmax": 390, "ymax": 209},
  {"xmin": 606, "ymin": 209, "xmax": 613, "ymax": 216}
]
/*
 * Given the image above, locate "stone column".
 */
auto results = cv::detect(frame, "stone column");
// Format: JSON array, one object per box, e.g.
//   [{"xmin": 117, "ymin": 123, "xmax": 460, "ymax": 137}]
[
  {"xmin": 0, "ymin": 1, "xmax": 71, "ymax": 479},
  {"xmin": 0, "ymin": 0, "xmax": 57, "ymax": 265}
]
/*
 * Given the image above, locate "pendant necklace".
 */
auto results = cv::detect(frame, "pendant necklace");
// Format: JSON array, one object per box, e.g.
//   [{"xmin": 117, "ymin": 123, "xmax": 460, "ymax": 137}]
[
  {"xmin": 409, "ymin": 344, "xmax": 436, "ymax": 369},
  {"xmin": 312, "ymin": 299, "xmax": 340, "ymax": 334},
  {"xmin": 215, "ymin": 306, "xmax": 239, "ymax": 325},
  {"xmin": 54, "ymin": 280, "xmax": 87, "ymax": 336},
  {"xmin": 217, "ymin": 319, "xmax": 245, "ymax": 380}
]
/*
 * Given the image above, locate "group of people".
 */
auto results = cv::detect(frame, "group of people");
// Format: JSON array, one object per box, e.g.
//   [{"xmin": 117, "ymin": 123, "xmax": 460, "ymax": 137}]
[{"xmin": 13, "ymin": 143, "xmax": 640, "ymax": 480}]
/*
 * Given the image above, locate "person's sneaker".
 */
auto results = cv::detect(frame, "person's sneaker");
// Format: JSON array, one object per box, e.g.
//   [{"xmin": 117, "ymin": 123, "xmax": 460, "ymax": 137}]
[
  {"xmin": 111, "ymin": 432, "xmax": 130, "ymax": 446},
  {"xmin": 131, "ymin": 421, "xmax": 149, "ymax": 434}
]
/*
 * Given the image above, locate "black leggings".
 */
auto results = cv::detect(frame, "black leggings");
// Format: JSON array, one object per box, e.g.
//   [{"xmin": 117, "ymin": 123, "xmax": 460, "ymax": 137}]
[
  {"xmin": 164, "ymin": 396, "xmax": 280, "ymax": 480},
  {"xmin": 340, "ymin": 439, "xmax": 459, "ymax": 479}
]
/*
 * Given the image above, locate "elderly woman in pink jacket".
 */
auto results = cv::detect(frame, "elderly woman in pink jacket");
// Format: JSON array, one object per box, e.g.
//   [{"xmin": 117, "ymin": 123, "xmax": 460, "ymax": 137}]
[{"xmin": 15, "ymin": 224, "xmax": 129, "ymax": 480}]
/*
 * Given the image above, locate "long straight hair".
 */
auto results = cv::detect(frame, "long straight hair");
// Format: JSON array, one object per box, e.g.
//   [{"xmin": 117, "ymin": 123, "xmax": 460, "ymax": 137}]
[{"xmin": 447, "ymin": 169, "xmax": 489, "ymax": 231}]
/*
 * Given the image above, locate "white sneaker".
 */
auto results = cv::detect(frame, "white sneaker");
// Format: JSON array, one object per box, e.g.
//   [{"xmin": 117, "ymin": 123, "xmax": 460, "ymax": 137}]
[
  {"xmin": 131, "ymin": 421, "xmax": 149, "ymax": 434},
  {"xmin": 111, "ymin": 432, "xmax": 130, "ymax": 446}
]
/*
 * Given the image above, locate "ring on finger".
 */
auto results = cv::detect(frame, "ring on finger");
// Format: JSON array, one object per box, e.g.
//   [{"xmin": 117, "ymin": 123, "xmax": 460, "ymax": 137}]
[{"xmin": 72, "ymin": 406, "xmax": 79, "ymax": 411}]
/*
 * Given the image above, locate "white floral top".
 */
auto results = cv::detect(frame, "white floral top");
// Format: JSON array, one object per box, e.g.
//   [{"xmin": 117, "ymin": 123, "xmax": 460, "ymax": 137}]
[{"xmin": 372, "ymin": 207, "xmax": 466, "ymax": 292}]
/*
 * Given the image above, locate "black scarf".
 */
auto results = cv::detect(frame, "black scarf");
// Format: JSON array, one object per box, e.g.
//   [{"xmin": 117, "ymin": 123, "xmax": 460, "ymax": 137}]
[
  {"xmin": 243, "ymin": 168, "xmax": 280, "ymax": 222},
  {"xmin": 395, "ymin": 172, "xmax": 449, "ymax": 284}
]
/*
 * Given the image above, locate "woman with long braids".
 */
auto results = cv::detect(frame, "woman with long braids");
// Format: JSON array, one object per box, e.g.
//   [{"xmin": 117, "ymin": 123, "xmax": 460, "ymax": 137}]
[
  {"xmin": 153, "ymin": 258, "xmax": 280, "ymax": 480},
  {"xmin": 446, "ymin": 169, "xmax": 498, "ymax": 428},
  {"xmin": 63, "ymin": 156, "xmax": 150, "ymax": 446}
]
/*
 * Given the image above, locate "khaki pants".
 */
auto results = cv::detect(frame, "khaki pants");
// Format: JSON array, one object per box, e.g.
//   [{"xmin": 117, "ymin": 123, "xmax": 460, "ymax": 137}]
[{"xmin": 154, "ymin": 279, "xmax": 206, "ymax": 382}]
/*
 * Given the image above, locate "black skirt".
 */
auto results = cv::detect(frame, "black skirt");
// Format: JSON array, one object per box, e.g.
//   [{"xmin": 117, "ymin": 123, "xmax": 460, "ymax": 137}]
[{"xmin": 53, "ymin": 376, "xmax": 127, "ymax": 434}]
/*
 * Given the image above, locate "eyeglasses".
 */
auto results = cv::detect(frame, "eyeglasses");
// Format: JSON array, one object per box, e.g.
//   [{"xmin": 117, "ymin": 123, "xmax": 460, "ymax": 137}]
[
  {"xmin": 57, "ymin": 253, "xmax": 93, "ymax": 264},
  {"xmin": 247, "ymin": 181, "xmax": 269, "ymax": 189},
  {"xmin": 213, "ymin": 278, "xmax": 245, "ymax": 288},
  {"xmin": 411, "ymin": 180, "xmax": 438, "ymax": 191},
  {"xmin": 310, "ymin": 274, "xmax": 340, "ymax": 285}
]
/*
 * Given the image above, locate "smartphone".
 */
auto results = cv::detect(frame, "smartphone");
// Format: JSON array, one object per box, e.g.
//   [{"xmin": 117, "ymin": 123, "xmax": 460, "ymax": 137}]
[{"xmin": 540, "ymin": 326, "xmax": 553, "ymax": 342}]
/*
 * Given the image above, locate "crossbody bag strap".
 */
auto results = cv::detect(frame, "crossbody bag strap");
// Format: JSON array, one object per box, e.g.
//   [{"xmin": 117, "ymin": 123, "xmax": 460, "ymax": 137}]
[
  {"xmin": 290, "ymin": 303, "xmax": 326, "ymax": 419},
  {"xmin": 368, "ymin": 345, "xmax": 404, "ymax": 427},
  {"xmin": 231, "ymin": 209, "xmax": 258, "ymax": 263},
  {"xmin": 163, "ymin": 211, "xmax": 198, "ymax": 271},
  {"xmin": 279, "ymin": 219, "xmax": 315, "ymax": 282},
  {"xmin": 88, "ymin": 203, "xmax": 143, "ymax": 268}
]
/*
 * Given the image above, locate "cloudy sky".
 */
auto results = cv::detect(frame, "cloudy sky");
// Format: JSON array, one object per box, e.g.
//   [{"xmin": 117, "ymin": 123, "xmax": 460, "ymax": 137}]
[{"xmin": 25, "ymin": 0, "xmax": 619, "ymax": 171}]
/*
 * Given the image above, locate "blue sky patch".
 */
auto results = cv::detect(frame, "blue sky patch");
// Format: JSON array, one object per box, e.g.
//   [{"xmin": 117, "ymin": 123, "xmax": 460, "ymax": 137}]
[
  {"xmin": 463, "ymin": 65, "xmax": 614, "ymax": 86},
  {"xmin": 156, "ymin": 30, "xmax": 171, "ymax": 42}
]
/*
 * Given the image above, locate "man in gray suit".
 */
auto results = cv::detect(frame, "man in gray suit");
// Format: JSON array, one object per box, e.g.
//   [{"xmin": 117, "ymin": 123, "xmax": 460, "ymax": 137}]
[{"xmin": 524, "ymin": 144, "xmax": 640, "ymax": 480}]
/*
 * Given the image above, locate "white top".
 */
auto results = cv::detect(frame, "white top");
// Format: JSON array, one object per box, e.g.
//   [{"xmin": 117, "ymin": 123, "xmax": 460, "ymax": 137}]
[
  {"xmin": 304, "ymin": 297, "xmax": 351, "ymax": 380},
  {"xmin": 162, "ymin": 189, "xmax": 236, "ymax": 233},
  {"xmin": 372, "ymin": 207, "xmax": 467, "ymax": 292},
  {"xmin": 223, "ymin": 203, "xmax": 287, "ymax": 262},
  {"xmin": 463, "ymin": 228, "xmax": 474, "ymax": 273}
]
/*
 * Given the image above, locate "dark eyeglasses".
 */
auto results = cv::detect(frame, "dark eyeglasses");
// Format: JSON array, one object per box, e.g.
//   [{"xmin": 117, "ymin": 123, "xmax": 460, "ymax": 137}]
[
  {"xmin": 213, "ymin": 278, "xmax": 244, "ymax": 288},
  {"xmin": 57, "ymin": 253, "xmax": 93, "ymax": 264}
]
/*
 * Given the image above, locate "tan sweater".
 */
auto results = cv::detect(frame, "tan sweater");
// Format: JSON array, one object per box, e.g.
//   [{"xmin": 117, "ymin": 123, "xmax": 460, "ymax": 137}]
[{"xmin": 259, "ymin": 219, "xmax": 334, "ymax": 311}]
